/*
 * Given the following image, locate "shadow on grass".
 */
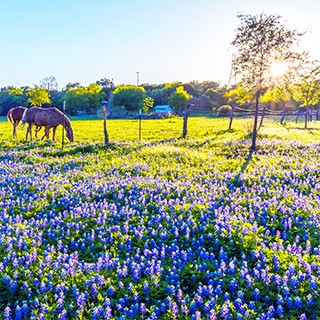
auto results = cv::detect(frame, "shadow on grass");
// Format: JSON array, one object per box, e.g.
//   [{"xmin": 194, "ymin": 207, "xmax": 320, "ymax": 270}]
[{"xmin": 0, "ymin": 127, "xmax": 240, "ymax": 160}]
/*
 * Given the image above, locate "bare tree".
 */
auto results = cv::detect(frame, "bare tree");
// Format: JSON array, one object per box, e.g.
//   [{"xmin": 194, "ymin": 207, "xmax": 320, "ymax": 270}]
[{"xmin": 40, "ymin": 76, "xmax": 58, "ymax": 92}]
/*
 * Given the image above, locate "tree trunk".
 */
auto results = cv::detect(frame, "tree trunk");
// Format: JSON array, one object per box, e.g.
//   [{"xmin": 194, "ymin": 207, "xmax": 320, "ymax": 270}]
[
  {"xmin": 259, "ymin": 107, "xmax": 266, "ymax": 129},
  {"xmin": 251, "ymin": 91, "xmax": 260, "ymax": 152},
  {"xmin": 229, "ymin": 105, "xmax": 235, "ymax": 130},
  {"xmin": 103, "ymin": 105, "xmax": 109, "ymax": 145},
  {"xmin": 280, "ymin": 105, "xmax": 286, "ymax": 124},
  {"xmin": 182, "ymin": 104, "xmax": 191, "ymax": 138},
  {"xmin": 305, "ymin": 106, "xmax": 309, "ymax": 129}
]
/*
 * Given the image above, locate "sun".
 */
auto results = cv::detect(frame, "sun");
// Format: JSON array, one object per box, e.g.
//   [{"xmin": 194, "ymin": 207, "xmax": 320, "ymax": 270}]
[{"xmin": 270, "ymin": 61, "xmax": 289, "ymax": 78}]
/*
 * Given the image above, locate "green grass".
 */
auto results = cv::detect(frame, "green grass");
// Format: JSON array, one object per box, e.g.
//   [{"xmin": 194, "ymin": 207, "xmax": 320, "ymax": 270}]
[{"xmin": 2, "ymin": 115, "xmax": 320, "ymax": 146}]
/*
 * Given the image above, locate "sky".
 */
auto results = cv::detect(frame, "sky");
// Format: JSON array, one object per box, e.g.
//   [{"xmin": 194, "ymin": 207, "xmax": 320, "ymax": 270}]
[{"xmin": 1, "ymin": 0, "xmax": 320, "ymax": 90}]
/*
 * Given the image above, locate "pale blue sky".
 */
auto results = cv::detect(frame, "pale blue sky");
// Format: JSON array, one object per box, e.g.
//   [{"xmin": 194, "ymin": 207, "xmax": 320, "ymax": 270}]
[{"xmin": 1, "ymin": 0, "xmax": 319, "ymax": 89}]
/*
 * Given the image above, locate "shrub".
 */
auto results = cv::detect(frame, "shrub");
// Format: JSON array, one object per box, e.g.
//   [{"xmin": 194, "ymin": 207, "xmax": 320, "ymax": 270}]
[{"xmin": 217, "ymin": 105, "xmax": 232, "ymax": 116}]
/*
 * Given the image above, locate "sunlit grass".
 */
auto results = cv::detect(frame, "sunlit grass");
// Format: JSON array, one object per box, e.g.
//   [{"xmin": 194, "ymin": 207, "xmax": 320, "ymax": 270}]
[{"xmin": 1, "ymin": 115, "xmax": 320, "ymax": 146}]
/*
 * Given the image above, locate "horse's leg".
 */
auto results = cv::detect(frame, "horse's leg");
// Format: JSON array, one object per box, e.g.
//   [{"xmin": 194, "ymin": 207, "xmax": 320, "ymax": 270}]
[
  {"xmin": 47, "ymin": 127, "xmax": 51, "ymax": 139},
  {"xmin": 30, "ymin": 123, "xmax": 33, "ymax": 141},
  {"xmin": 41, "ymin": 127, "xmax": 50, "ymax": 141},
  {"xmin": 35, "ymin": 126, "xmax": 42, "ymax": 139},
  {"xmin": 26, "ymin": 123, "xmax": 32, "ymax": 141},
  {"xmin": 13, "ymin": 122, "xmax": 17, "ymax": 138},
  {"xmin": 52, "ymin": 127, "xmax": 57, "ymax": 141}
]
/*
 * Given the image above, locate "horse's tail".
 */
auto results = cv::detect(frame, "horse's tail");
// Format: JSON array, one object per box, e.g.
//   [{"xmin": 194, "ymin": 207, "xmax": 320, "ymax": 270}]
[
  {"xmin": 20, "ymin": 109, "xmax": 28, "ymax": 128},
  {"xmin": 7, "ymin": 109, "xmax": 14, "ymax": 124}
]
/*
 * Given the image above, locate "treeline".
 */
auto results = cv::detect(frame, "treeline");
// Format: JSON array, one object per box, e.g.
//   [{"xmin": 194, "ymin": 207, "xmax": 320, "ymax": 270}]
[
  {"xmin": 0, "ymin": 77, "xmax": 229, "ymax": 116},
  {"xmin": 1, "ymin": 76, "xmax": 318, "ymax": 117}
]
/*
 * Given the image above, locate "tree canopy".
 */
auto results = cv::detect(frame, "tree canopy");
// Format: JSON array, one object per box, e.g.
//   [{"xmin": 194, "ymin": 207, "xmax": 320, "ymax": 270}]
[
  {"xmin": 113, "ymin": 85, "xmax": 146, "ymax": 111},
  {"xmin": 168, "ymin": 86, "xmax": 191, "ymax": 114},
  {"xmin": 27, "ymin": 87, "xmax": 51, "ymax": 106},
  {"xmin": 231, "ymin": 13, "xmax": 305, "ymax": 151}
]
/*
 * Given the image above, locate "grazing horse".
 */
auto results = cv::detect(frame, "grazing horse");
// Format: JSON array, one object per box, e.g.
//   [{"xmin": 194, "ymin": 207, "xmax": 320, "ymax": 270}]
[
  {"xmin": 7, "ymin": 106, "xmax": 42, "ymax": 138},
  {"xmin": 22, "ymin": 107, "xmax": 74, "ymax": 142}
]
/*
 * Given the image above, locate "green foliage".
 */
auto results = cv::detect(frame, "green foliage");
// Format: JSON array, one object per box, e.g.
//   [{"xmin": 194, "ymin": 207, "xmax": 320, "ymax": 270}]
[
  {"xmin": 113, "ymin": 85, "xmax": 146, "ymax": 111},
  {"xmin": 142, "ymin": 96, "xmax": 154, "ymax": 113},
  {"xmin": 27, "ymin": 86, "xmax": 51, "ymax": 106},
  {"xmin": 148, "ymin": 87, "xmax": 170, "ymax": 106},
  {"xmin": 64, "ymin": 83, "xmax": 105, "ymax": 115},
  {"xmin": 292, "ymin": 59, "xmax": 320, "ymax": 107},
  {"xmin": 224, "ymin": 84, "xmax": 253, "ymax": 105},
  {"xmin": 0, "ymin": 87, "xmax": 28, "ymax": 115},
  {"xmin": 168, "ymin": 86, "xmax": 191, "ymax": 114}
]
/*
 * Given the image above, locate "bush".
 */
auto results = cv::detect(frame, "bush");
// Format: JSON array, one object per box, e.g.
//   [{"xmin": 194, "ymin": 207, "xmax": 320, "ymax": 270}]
[
  {"xmin": 110, "ymin": 105, "xmax": 128, "ymax": 118},
  {"xmin": 217, "ymin": 105, "xmax": 232, "ymax": 116}
]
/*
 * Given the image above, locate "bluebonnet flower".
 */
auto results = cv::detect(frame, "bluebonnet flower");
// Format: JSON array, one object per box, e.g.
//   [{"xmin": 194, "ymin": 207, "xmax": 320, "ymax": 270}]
[
  {"xmin": 14, "ymin": 305, "xmax": 22, "ymax": 320},
  {"xmin": 276, "ymin": 305, "xmax": 284, "ymax": 317},
  {"xmin": 140, "ymin": 303, "xmax": 146, "ymax": 316},
  {"xmin": 293, "ymin": 296, "xmax": 303, "ymax": 309},
  {"xmin": 229, "ymin": 279, "xmax": 238, "ymax": 293},
  {"xmin": 4, "ymin": 306, "xmax": 11, "ymax": 320},
  {"xmin": 220, "ymin": 301, "xmax": 230, "ymax": 319},
  {"xmin": 252, "ymin": 288, "xmax": 260, "ymax": 301}
]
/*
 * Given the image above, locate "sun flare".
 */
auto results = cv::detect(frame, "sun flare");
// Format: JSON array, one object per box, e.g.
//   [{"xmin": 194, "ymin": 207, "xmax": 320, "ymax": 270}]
[{"xmin": 270, "ymin": 61, "xmax": 289, "ymax": 78}]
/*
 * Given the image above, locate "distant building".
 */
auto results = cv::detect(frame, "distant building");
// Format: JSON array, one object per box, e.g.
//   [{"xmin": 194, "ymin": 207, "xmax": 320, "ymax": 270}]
[{"xmin": 154, "ymin": 105, "xmax": 173, "ymax": 115}]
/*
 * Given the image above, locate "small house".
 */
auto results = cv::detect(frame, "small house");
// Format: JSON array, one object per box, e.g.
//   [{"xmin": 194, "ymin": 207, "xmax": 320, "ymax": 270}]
[{"xmin": 154, "ymin": 105, "xmax": 173, "ymax": 115}]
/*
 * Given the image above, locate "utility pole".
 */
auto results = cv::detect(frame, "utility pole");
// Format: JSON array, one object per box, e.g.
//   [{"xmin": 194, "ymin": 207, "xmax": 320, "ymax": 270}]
[{"xmin": 137, "ymin": 72, "xmax": 139, "ymax": 86}]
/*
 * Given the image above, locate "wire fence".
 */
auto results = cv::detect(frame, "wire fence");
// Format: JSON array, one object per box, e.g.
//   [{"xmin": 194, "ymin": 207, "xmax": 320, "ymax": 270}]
[{"xmin": 231, "ymin": 105, "xmax": 320, "ymax": 120}]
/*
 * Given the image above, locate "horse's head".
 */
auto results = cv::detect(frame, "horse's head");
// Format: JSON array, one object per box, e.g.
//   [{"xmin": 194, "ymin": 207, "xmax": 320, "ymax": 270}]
[{"xmin": 66, "ymin": 125, "xmax": 74, "ymax": 142}]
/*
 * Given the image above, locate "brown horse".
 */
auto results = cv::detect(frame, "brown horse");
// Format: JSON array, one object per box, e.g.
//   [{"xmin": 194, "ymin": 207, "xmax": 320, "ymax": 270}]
[
  {"xmin": 7, "ymin": 106, "xmax": 42, "ymax": 138},
  {"xmin": 22, "ymin": 107, "xmax": 74, "ymax": 142}
]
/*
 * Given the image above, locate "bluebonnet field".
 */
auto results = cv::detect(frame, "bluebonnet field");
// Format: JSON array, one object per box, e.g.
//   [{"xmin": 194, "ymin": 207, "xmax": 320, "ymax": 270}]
[{"xmin": 0, "ymin": 118, "xmax": 320, "ymax": 319}]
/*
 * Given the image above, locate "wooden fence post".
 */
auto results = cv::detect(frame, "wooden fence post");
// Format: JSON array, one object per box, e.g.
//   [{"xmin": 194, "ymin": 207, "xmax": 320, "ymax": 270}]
[
  {"xmin": 295, "ymin": 111, "xmax": 300, "ymax": 123},
  {"xmin": 280, "ymin": 106, "xmax": 286, "ymax": 124},
  {"xmin": 229, "ymin": 105, "xmax": 235, "ymax": 130},
  {"xmin": 182, "ymin": 104, "xmax": 192, "ymax": 138},
  {"xmin": 101, "ymin": 101, "xmax": 109, "ymax": 145}
]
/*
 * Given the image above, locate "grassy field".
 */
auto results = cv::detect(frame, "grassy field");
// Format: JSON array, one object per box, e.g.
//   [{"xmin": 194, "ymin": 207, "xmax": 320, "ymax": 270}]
[{"xmin": 0, "ymin": 116, "xmax": 320, "ymax": 319}]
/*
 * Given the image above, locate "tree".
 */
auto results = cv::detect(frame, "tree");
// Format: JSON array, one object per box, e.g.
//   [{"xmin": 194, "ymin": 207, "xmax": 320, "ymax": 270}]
[
  {"xmin": 142, "ymin": 97, "xmax": 154, "ymax": 113},
  {"xmin": 96, "ymin": 78, "xmax": 114, "ymax": 100},
  {"xmin": 64, "ymin": 83, "xmax": 105, "ymax": 115},
  {"xmin": 27, "ymin": 86, "xmax": 51, "ymax": 106},
  {"xmin": 231, "ymin": 13, "xmax": 304, "ymax": 151},
  {"xmin": 0, "ymin": 87, "xmax": 28, "ymax": 116},
  {"xmin": 113, "ymin": 85, "xmax": 146, "ymax": 111},
  {"xmin": 168, "ymin": 86, "xmax": 191, "ymax": 114},
  {"xmin": 292, "ymin": 57, "xmax": 320, "ymax": 128},
  {"xmin": 148, "ymin": 87, "xmax": 170, "ymax": 106},
  {"xmin": 39, "ymin": 76, "xmax": 58, "ymax": 92}
]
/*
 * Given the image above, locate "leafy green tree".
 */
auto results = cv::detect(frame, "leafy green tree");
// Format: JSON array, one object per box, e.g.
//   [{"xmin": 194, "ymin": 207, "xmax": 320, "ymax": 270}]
[
  {"xmin": 64, "ymin": 83, "xmax": 105, "ymax": 114},
  {"xmin": 148, "ymin": 87, "xmax": 170, "ymax": 106},
  {"xmin": 168, "ymin": 86, "xmax": 191, "ymax": 114},
  {"xmin": 292, "ymin": 57, "xmax": 320, "ymax": 128},
  {"xmin": 96, "ymin": 78, "xmax": 114, "ymax": 100},
  {"xmin": 27, "ymin": 86, "xmax": 51, "ymax": 106},
  {"xmin": 142, "ymin": 97, "xmax": 154, "ymax": 113},
  {"xmin": 0, "ymin": 87, "xmax": 28, "ymax": 115},
  {"xmin": 113, "ymin": 85, "xmax": 146, "ymax": 111},
  {"xmin": 224, "ymin": 84, "xmax": 253, "ymax": 107},
  {"xmin": 231, "ymin": 13, "xmax": 304, "ymax": 151}
]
